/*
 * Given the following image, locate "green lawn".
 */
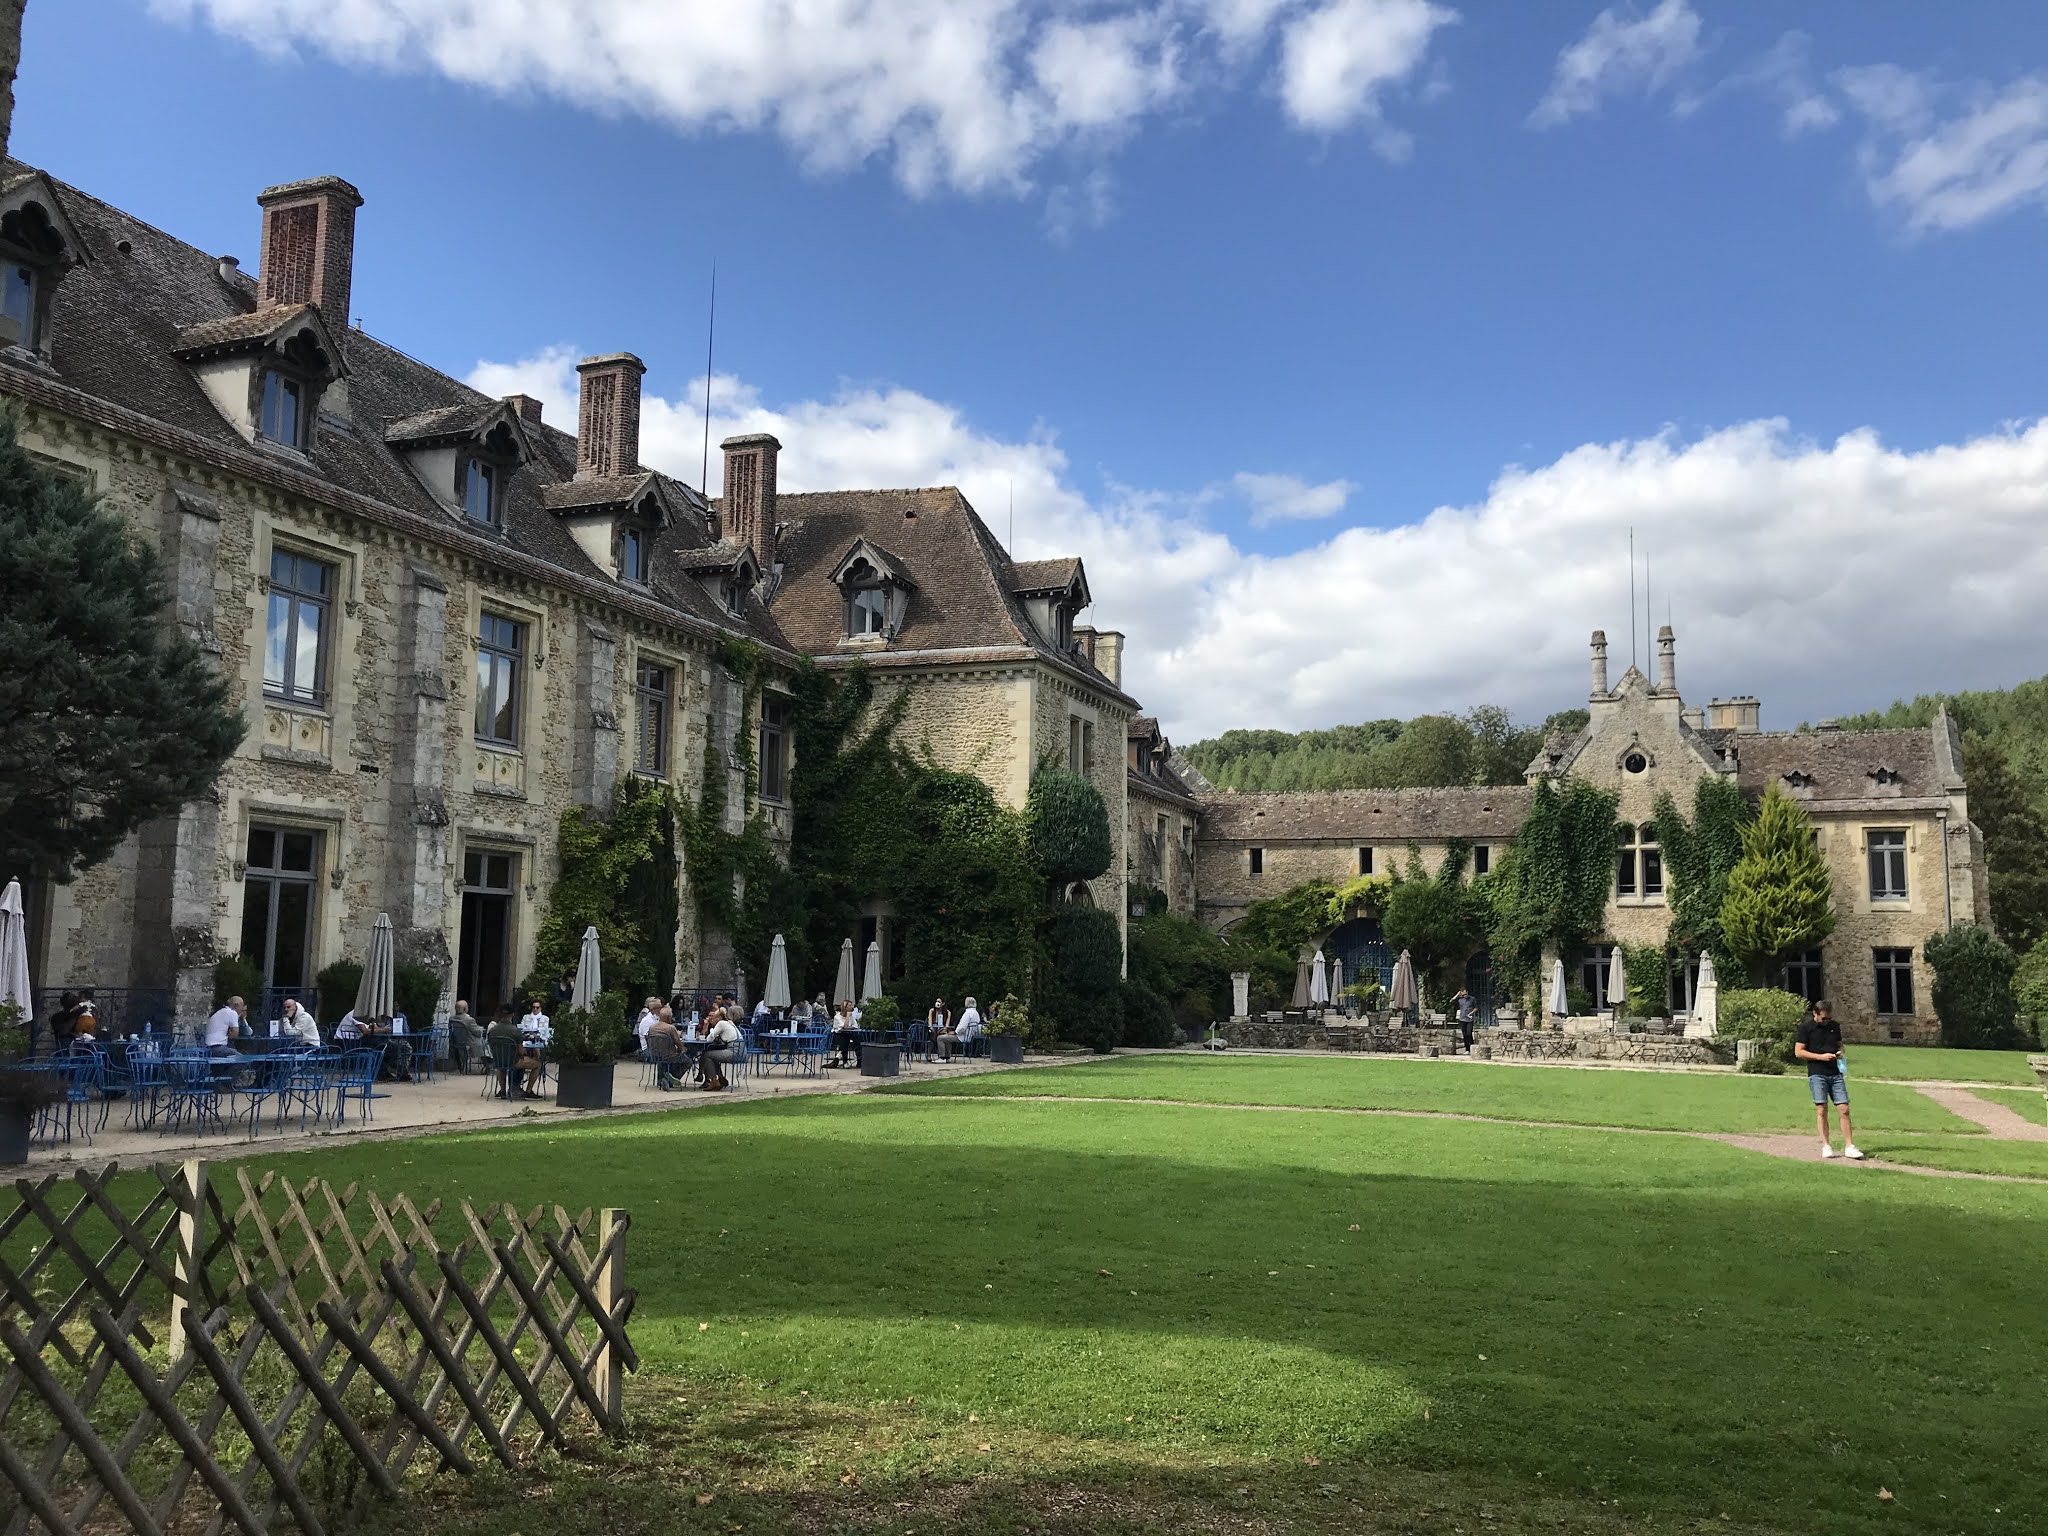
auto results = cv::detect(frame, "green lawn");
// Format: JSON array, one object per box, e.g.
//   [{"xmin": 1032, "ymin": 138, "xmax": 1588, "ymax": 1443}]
[
  {"xmin": 1836, "ymin": 1044, "xmax": 2040, "ymax": 1085},
  {"xmin": 220, "ymin": 1082, "xmax": 2046, "ymax": 1536},
  {"xmin": 885, "ymin": 1052, "xmax": 1979, "ymax": 1134},
  {"xmin": 1969, "ymin": 1084, "xmax": 2048, "ymax": 1125},
  {"xmin": 1860, "ymin": 1133, "xmax": 2048, "ymax": 1179}
]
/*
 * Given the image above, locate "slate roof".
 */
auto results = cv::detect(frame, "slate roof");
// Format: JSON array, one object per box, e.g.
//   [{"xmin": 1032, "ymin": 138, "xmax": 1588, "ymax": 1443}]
[
  {"xmin": 382, "ymin": 400, "xmax": 507, "ymax": 446},
  {"xmin": 757, "ymin": 486, "xmax": 1132, "ymax": 702},
  {"xmin": 539, "ymin": 473, "xmax": 663, "ymax": 514},
  {"xmin": 1198, "ymin": 787, "xmax": 1534, "ymax": 842},
  {"xmin": 1732, "ymin": 720, "xmax": 1960, "ymax": 805},
  {"xmin": 7, "ymin": 159, "xmax": 787, "ymax": 652},
  {"xmin": 1010, "ymin": 557, "xmax": 1083, "ymax": 593},
  {"xmin": 1126, "ymin": 716, "xmax": 1203, "ymax": 808},
  {"xmin": 170, "ymin": 303, "xmax": 326, "ymax": 358}
]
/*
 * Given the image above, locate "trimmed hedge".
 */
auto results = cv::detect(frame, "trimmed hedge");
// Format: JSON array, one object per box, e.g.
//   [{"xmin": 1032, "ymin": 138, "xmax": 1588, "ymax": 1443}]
[
  {"xmin": 1925, "ymin": 924, "xmax": 2022, "ymax": 1049},
  {"xmin": 1720, "ymin": 987, "xmax": 1806, "ymax": 1075}
]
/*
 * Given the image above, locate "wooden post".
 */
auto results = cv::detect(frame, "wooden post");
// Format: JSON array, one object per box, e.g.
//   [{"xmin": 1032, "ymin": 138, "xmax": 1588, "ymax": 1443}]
[
  {"xmin": 592, "ymin": 1208, "xmax": 624, "ymax": 1431},
  {"xmin": 169, "ymin": 1158, "xmax": 206, "ymax": 1359}
]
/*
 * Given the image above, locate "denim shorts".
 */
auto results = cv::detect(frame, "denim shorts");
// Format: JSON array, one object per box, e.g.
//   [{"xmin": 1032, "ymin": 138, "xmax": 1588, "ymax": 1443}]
[{"xmin": 1808, "ymin": 1070, "xmax": 1849, "ymax": 1106}]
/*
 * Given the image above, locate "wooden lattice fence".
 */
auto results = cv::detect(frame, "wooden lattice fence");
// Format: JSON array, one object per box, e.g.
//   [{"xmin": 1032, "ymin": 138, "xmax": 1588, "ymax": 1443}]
[{"xmin": 0, "ymin": 1160, "xmax": 635, "ymax": 1535}]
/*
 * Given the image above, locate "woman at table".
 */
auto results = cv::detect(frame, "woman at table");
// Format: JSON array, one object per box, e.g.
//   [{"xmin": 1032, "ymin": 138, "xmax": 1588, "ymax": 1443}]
[
  {"xmin": 926, "ymin": 997, "xmax": 950, "ymax": 1054},
  {"xmin": 701, "ymin": 1013, "xmax": 743, "ymax": 1091},
  {"xmin": 830, "ymin": 1000, "xmax": 862, "ymax": 1068}
]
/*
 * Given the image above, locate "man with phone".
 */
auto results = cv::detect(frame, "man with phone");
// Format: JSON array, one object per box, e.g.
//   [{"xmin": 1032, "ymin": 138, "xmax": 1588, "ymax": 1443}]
[{"xmin": 1794, "ymin": 999, "xmax": 1864, "ymax": 1160}]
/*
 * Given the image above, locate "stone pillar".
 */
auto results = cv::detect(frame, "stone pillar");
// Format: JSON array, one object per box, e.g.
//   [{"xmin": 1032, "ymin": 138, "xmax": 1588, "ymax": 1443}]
[
  {"xmin": 572, "ymin": 619, "xmax": 620, "ymax": 812},
  {"xmin": 1230, "ymin": 971, "xmax": 1250, "ymax": 1020},
  {"xmin": 133, "ymin": 484, "xmax": 226, "ymax": 1038},
  {"xmin": 388, "ymin": 562, "xmax": 453, "ymax": 984},
  {"xmin": 1589, "ymin": 630, "xmax": 1609, "ymax": 696}
]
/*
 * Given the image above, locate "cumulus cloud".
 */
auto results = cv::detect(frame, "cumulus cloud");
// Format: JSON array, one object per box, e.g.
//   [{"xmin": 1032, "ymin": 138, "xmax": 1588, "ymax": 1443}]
[
  {"xmin": 1839, "ymin": 66, "xmax": 2048, "ymax": 232},
  {"xmin": 1232, "ymin": 471, "xmax": 1355, "ymax": 526},
  {"xmin": 153, "ymin": 0, "xmax": 1452, "ymax": 195},
  {"xmin": 1530, "ymin": 0, "xmax": 1701, "ymax": 128},
  {"xmin": 470, "ymin": 348, "xmax": 2048, "ymax": 741}
]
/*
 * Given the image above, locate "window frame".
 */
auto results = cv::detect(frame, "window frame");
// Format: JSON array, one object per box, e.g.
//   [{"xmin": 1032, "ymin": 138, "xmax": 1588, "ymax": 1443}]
[
  {"xmin": 634, "ymin": 659, "xmax": 673, "ymax": 777},
  {"xmin": 1873, "ymin": 947, "xmax": 1915, "ymax": 1015},
  {"xmin": 1867, "ymin": 828, "xmax": 1909, "ymax": 902},
  {"xmin": 1248, "ymin": 846, "xmax": 1264, "ymax": 876},
  {"xmin": 1580, "ymin": 943, "xmax": 1616, "ymax": 1011},
  {"xmin": 1358, "ymin": 846, "xmax": 1373, "ymax": 877},
  {"xmin": 462, "ymin": 456, "xmax": 500, "ymax": 528},
  {"xmin": 263, "ymin": 548, "xmax": 334, "ymax": 709},
  {"xmin": 621, "ymin": 525, "xmax": 653, "ymax": 585},
  {"xmin": 1782, "ymin": 948, "xmax": 1825, "ymax": 1004},
  {"xmin": 1615, "ymin": 823, "xmax": 1662, "ymax": 898},
  {"xmin": 474, "ymin": 611, "xmax": 526, "ymax": 748},
  {"xmin": 0, "ymin": 260, "xmax": 36, "ymax": 351},
  {"xmin": 1473, "ymin": 844, "xmax": 1490, "ymax": 877},
  {"xmin": 847, "ymin": 583, "xmax": 889, "ymax": 636},
  {"xmin": 259, "ymin": 368, "xmax": 308, "ymax": 449},
  {"xmin": 758, "ymin": 696, "xmax": 789, "ymax": 804}
]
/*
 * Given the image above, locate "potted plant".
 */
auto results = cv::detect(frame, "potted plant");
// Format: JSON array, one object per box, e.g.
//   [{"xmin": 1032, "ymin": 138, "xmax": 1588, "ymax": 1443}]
[
  {"xmin": 858, "ymin": 994, "xmax": 903, "ymax": 1076},
  {"xmin": 0, "ymin": 1002, "xmax": 59, "ymax": 1166},
  {"xmin": 984, "ymin": 994, "xmax": 1030, "ymax": 1064},
  {"xmin": 547, "ymin": 993, "xmax": 625, "ymax": 1109}
]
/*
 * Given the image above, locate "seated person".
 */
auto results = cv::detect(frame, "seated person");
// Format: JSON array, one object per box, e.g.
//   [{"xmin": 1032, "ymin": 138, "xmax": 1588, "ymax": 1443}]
[
  {"xmin": 940, "ymin": 997, "xmax": 984, "ymax": 1061},
  {"xmin": 485, "ymin": 1006, "xmax": 539, "ymax": 1099},
  {"xmin": 447, "ymin": 998, "xmax": 485, "ymax": 1066},
  {"xmin": 635, "ymin": 997, "xmax": 663, "ymax": 1054},
  {"xmin": 829, "ymin": 1001, "xmax": 862, "ymax": 1067},
  {"xmin": 277, "ymin": 997, "xmax": 321, "ymax": 1046},
  {"xmin": 205, "ymin": 997, "xmax": 248, "ymax": 1057},
  {"xmin": 700, "ymin": 1014, "xmax": 744, "ymax": 1090},
  {"xmin": 645, "ymin": 1007, "xmax": 685, "ymax": 1088},
  {"xmin": 333, "ymin": 1009, "xmax": 366, "ymax": 1044},
  {"xmin": 521, "ymin": 998, "xmax": 552, "ymax": 1045},
  {"xmin": 380, "ymin": 1012, "xmax": 415, "ymax": 1081}
]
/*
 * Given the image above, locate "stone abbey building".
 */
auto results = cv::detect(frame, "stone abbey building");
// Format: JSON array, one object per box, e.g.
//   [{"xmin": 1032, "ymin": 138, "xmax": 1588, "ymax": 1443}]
[
  {"xmin": 4, "ymin": 163, "xmax": 1133, "ymax": 1030},
  {"xmin": 3, "ymin": 155, "xmax": 1987, "ymax": 1046}
]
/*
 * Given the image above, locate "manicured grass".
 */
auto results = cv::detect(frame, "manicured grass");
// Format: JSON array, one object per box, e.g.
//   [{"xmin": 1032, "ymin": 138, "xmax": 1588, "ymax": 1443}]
[
  {"xmin": 235, "ymin": 1088, "xmax": 2045, "ymax": 1536},
  {"xmin": 1838, "ymin": 1044, "xmax": 2040, "ymax": 1085},
  {"xmin": 884, "ymin": 1052, "xmax": 1980, "ymax": 1134},
  {"xmin": 1863, "ymin": 1134, "xmax": 2048, "ymax": 1179},
  {"xmin": 1969, "ymin": 1084, "xmax": 2048, "ymax": 1124}
]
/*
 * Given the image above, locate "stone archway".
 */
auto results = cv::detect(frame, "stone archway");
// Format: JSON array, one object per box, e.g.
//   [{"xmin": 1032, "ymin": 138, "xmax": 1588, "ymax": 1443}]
[{"xmin": 1323, "ymin": 918, "xmax": 1393, "ymax": 997}]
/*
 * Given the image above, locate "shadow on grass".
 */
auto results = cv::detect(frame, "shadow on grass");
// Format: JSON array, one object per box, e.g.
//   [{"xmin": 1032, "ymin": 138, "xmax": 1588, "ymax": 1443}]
[{"xmin": 229, "ymin": 1094, "xmax": 2048, "ymax": 1536}]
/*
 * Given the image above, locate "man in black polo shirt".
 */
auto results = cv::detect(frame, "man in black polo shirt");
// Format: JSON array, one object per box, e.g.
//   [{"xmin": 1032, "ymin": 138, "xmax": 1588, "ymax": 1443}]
[{"xmin": 1794, "ymin": 1000, "xmax": 1864, "ymax": 1161}]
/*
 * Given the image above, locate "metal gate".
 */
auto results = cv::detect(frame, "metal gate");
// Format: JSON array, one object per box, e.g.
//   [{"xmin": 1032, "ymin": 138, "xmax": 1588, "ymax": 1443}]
[
  {"xmin": 1464, "ymin": 951, "xmax": 1497, "ymax": 1028},
  {"xmin": 1326, "ymin": 919, "xmax": 1394, "ymax": 1001}
]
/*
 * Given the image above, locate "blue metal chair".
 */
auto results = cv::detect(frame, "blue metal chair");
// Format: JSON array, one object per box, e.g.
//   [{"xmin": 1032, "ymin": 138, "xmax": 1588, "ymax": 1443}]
[
  {"xmin": 160, "ymin": 1053, "xmax": 225, "ymax": 1138},
  {"xmin": 332, "ymin": 1046, "xmax": 388, "ymax": 1123}
]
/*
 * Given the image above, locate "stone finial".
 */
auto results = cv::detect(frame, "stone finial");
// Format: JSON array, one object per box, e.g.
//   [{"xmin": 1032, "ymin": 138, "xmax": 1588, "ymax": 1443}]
[
  {"xmin": 1656, "ymin": 623, "xmax": 1676, "ymax": 692},
  {"xmin": 1590, "ymin": 629, "xmax": 1609, "ymax": 696}
]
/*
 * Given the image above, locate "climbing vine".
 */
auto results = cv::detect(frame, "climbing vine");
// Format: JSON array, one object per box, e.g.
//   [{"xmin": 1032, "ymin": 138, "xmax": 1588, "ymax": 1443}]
[
  {"xmin": 529, "ymin": 774, "xmax": 680, "ymax": 1004},
  {"xmin": 1483, "ymin": 775, "xmax": 1621, "ymax": 1001},
  {"xmin": 1652, "ymin": 775, "xmax": 1752, "ymax": 977}
]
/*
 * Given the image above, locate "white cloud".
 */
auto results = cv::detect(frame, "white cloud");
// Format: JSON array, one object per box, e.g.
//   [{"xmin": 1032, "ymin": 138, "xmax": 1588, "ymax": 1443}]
[
  {"xmin": 471, "ymin": 348, "xmax": 2048, "ymax": 744},
  {"xmin": 153, "ymin": 0, "xmax": 1451, "ymax": 196},
  {"xmin": 1530, "ymin": 0, "xmax": 1701, "ymax": 129},
  {"xmin": 1839, "ymin": 66, "xmax": 2048, "ymax": 232},
  {"xmin": 1277, "ymin": 0, "xmax": 1455, "ymax": 145},
  {"xmin": 1233, "ymin": 471, "xmax": 1355, "ymax": 526}
]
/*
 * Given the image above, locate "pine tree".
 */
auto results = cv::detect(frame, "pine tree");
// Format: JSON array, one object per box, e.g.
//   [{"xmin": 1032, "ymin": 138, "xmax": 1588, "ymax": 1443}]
[
  {"xmin": 0, "ymin": 410, "xmax": 244, "ymax": 881},
  {"xmin": 1960, "ymin": 732, "xmax": 2048, "ymax": 952},
  {"xmin": 1720, "ymin": 784, "xmax": 1836, "ymax": 980}
]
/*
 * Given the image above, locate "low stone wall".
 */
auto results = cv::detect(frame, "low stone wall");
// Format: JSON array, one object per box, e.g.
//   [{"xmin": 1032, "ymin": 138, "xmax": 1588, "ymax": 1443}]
[{"xmin": 1215, "ymin": 1017, "xmax": 1715, "ymax": 1065}]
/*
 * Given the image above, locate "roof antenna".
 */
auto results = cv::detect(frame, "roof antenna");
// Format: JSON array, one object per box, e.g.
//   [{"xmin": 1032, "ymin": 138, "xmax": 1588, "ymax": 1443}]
[
  {"xmin": 1008, "ymin": 478, "xmax": 1014, "ymax": 552},
  {"xmin": 699, "ymin": 259, "xmax": 717, "ymax": 500},
  {"xmin": 1644, "ymin": 551, "xmax": 1651, "ymax": 680},
  {"xmin": 1628, "ymin": 526, "xmax": 1637, "ymax": 673}
]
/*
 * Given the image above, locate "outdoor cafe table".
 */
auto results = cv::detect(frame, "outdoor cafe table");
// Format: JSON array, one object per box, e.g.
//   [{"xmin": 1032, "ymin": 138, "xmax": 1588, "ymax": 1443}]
[{"xmin": 755, "ymin": 1030, "xmax": 819, "ymax": 1076}]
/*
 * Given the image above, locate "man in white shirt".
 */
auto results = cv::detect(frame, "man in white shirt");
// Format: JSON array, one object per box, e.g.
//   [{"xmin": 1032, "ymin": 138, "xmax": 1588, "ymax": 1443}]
[
  {"xmin": 205, "ymin": 997, "xmax": 246, "ymax": 1056},
  {"xmin": 334, "ymin": 1010, "xmax": 365, "ymax": 1043},
  {"xmin": 277, "ymin": 998, "xmax": 320, "ymax": 1045},
  {"xmin": 939, "ymin": 997, "xmax": 985, "ymax": 1060},
  {"xmin": 636, "ymin": 997, "xmax": 662, "ymax": 1051}
]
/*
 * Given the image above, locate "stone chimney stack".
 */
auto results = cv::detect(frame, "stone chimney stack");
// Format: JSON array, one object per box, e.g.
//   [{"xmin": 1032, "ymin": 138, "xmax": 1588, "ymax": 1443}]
[
  {"xmin": 1656, "ymin": 624, "xmax": 1676, "ymax": 692},
  {"xmin": 1094, "ymin": 630, "xmax": 1124, "ymax": 687},
  {"xmin": 1590, "ymin": 630, "xmax": 1609, "ymax": 696},
  {"xmin": 1707, "ymin": 696, "xmax": 1762, "ymax": 734},
  {"xmin": 574, "ymin": 353, "xmax": 645, "ymax": 480},
  {"xmin": 721, "ymin": 433, "xmax": 781, "ymax": 569},
  {"xmin": 504, "ymin": 393, "xmax": 545, "ymax": 427},
  {"xmin": 256, "ymin": 177, "xmax": 364, "ymax": 319}
]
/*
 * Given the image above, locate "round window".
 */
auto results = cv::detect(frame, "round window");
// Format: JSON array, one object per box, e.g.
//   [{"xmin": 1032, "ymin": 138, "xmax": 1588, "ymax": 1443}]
[{"xmin": 1623, "ymin": 752, "xmax": 1648, "ymax": 774}]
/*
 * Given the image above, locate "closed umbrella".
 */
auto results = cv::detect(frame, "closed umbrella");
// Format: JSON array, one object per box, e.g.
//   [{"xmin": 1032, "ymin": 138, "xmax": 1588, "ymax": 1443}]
[
  {"xmin": 861, "ymin": 941, "xmax": 882, "ymax": 1002},
  {"xmin": 0, "ymin": 879, "xmax": 30, "ymax": 1025},
  {"xmin": 1606, "ymin": 946, "xmax": 1627, "ymax": 1016},
  {"xmin": 833, "ymin": 938, "xmax": 857, "ymax": 1005},
  {"xmin": 1309, "ymin": 950, "xmax": 1329, "ymax": 1005},
  {"xmin": 354, "ymin": 913, "xmax": 396, "ymax": 1020},
  {"xmin": 1327, "ymin": 957, "xmax": 1343, "ymax": 1000},
  {"xmin": 1291, "ymin": 951, "xmax": 1311, "ymax": 1007},
  {"xmin": 764, "ymin": 934, "xmax": 792, "ymax": 1010},
  {"xmin": 571, "ymin": 925, "xmax": 602, "ymax": 1011},
  {"xmin": 1548, "ymin": 958, "xmax": 1568, "ymax": 1019},
  {"xmin": 1389, "ymin": 950, "xmax": 1418, "ymax": 1019}
]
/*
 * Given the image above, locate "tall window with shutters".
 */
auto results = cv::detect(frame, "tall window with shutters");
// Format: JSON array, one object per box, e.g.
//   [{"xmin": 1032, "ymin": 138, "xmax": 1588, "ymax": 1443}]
[
  {"xmin": 635, "ymin": 660, "xmax": 672, "ymax": 776},
  {"xmin": 264, "ymin": 549, "xmax": 333, "ymax": 707},
  {"xmin": 474, "ymin": 613, "xmax": 525, "ymax": 747}
]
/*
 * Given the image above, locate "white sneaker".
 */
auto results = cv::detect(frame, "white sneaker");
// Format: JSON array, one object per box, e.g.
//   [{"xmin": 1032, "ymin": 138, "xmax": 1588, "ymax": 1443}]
[
  {"xmin": 1820, "ymin": 1144, "xmax": 1837, "ymax": 1159},
  {"xmin": 1844, "ymin": 1144, "xmax": 1866, "ymax": 1160}
]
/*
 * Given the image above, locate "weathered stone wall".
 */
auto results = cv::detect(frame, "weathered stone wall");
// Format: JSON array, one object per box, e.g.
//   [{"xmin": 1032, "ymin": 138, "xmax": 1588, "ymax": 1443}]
[
  {"xmin": 1216, "ymin": 1016, "xmax": 1714, "ymax": 1065},
  {"xmin": 1030, "ymin": 665, "xmax": 1132, "ymax": 958},
  {"xmin": 20, "ymin": 398, "xmax": 771, "ymax": 1025},
  {"xmin": 1195, "ymin": 838, "xmax": 1463, "ymax": 931},
  {"xmin": 1129, "ymin": 781, "xmax": 1198, "ymax": 915}
]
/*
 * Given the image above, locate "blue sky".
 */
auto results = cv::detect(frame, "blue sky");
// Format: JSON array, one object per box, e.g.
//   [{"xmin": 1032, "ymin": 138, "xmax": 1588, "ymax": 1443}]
[{"xmin": 18, "ymin": 2, "xmax": 2048, "ymax": 737}]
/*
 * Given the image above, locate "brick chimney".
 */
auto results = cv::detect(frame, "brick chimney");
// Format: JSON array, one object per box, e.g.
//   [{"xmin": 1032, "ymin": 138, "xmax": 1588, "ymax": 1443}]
[
  {"xmin": 256, "ymin": 177, "xmax": 364, "ymax": 319},
  {"xmin": 1656, "ymin": 624, "xmax": 1676, "ymax": 692},
  {"xmin": 1590, "ymin": 630, "xmax": 1609, "ymax": 696},
  {"xmin": 504, "ymin": 393, "xmax": 545, "ymax": 427},
  {"xmin": 575, "ymin": 354, "xmax": 645, "ymax": 479},
  {"xmin": 721, "ymin": 433, "xmax": 780, "ymax": 568}
]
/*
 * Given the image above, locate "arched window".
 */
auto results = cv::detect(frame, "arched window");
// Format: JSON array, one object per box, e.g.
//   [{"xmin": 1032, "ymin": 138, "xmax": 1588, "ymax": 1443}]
[{"xmin": 1617, "ymin": 822, "xmax": 1662, "ymax": 898}]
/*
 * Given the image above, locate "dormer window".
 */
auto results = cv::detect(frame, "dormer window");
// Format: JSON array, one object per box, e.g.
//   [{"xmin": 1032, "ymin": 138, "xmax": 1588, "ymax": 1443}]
[
  {"xmin": 724, "ymin": 578, "xmax": 746, "ymax": 618},
  {"xmin": 849, "ymin": 586, "xmax": 887, "ymax": 634},
  {"xmin": 623, "ymin": 525, "xmax": 652, "ymax": 584},
  {"xmin": 260, "ymin": 369, "xmax": 305, "ymax": 447},
  {"xmin": 1, "ymin": 262, "xmax": 35, "ymax": 349},
  {"xmin": 1870, "ymin": 766, "xmax": 1902, "ymax": 786},
  {"xmin": 0, "ymin": 184, "xmax": 86, "ymax": 358},
  {"xmin": 463, "ymin": 458, "xmax": 498, "ymax": 526},
  {"xmin": 830, "ymin": 545, "xmax": 917, "ymax": 640}
]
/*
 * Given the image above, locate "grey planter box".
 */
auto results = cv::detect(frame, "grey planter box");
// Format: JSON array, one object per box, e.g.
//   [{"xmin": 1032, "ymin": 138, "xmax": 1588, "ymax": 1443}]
[
  {"xmin": 555, "ymin": 1062, "xmax": 615, "ymax": 1109},
  {"xmin": 0, "ymin": 1103, "xmax": 28, "ymax": 1166},
  {"xmin": 987, "ymin": 1034, "xmax": 1026, "ymax": 1064},
  {"xmin": 860, "ymin": 1043, "xmax": 902, "ymax": 1077}
]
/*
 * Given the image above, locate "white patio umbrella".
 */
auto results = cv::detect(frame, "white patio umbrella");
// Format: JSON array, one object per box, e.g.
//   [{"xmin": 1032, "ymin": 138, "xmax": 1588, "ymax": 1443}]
[
  {"xmin": 833, "ymin": 938, "xmax": 857, "ymax": 1005},
  {"xmin": 571, "ymin": 925, "xmax": 602, "ymax": 1011},
  {"xmin": 1291, "ymin": 951, "xmax": 1312, "ymax": 1007},
  {"xmin": 1309, "ymin": 950, "xmax": 1329, "ymax": 1005},
  {"xmin": 1389, "ymin": 951, "xmax": 1418, "ymax": 1017},
  {"xmin": 1606, "ymin": 946, "xmax": 1627, "ymax": 1016},
  {"xmin": 764, "ymin": 934, "xmax": 792, "ymax": 1010},
  {"xmin": 0, "ymin": 879, "xmax": 31, "ymax": 1025},
  {"xmin": 861, "ymin": 941, "xmax": 882, "ymax": 1001},
  {"xmin": 1548, "ymin": 958, "xmax": 1569, "ymax": 1018},
  {"xmin": 354, "ymin": 913, "xmax": 396, "ymax": 1019}
]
